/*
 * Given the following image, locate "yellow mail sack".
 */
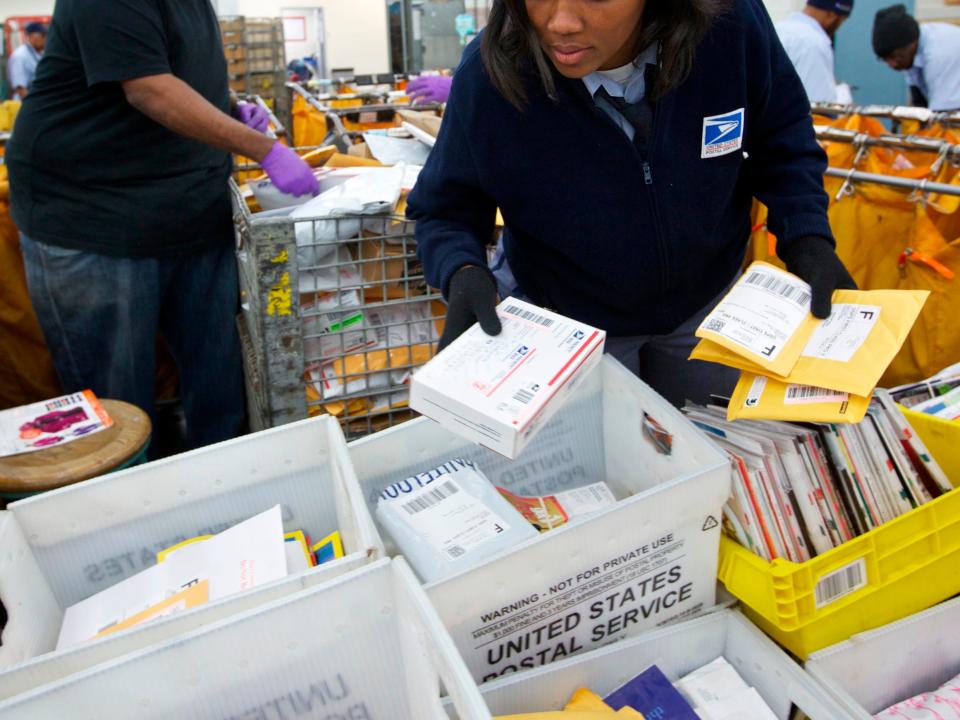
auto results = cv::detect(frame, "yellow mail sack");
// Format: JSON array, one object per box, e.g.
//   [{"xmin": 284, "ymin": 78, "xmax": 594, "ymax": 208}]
[
  {"xmin": 728, "ymin": 372, "xmax": 871, "ymax": 423},
  {"xmin": 692, "ymin": 289, "xmax": 930, "ymax": 397},
  {"xmin": 695, "ymin": 263, "xmax": 820, "ymax": 378}
]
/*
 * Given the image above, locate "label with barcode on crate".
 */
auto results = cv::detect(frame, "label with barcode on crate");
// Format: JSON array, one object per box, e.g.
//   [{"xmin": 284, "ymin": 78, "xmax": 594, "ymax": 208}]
[
  {"xmin": 502, "ymin": 304, "xmax": 554, "ymax": 327},
  {"xmin": 393, "ymin": 479, "xmax": 512, "ymax": 560},
  {"xmin": 815, "ymin": 558, "xmax": 867, "ymax": 608},
  {"xmin": 784, "ymin": 384, "xmax": 849, "ymax": 405},
  {"xmin": 698, "ymin": 265, "xmax": 812, "ymax": 363}
]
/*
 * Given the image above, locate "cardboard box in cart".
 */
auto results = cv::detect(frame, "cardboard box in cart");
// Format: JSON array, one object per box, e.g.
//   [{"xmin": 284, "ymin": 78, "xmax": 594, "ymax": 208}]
[
  {"xmin": 0, "ymin": 416, "xmax": 381, "ymax": 699},
  {"xmin": 807, "ymin": 596, "xmax": 960, "ymax": 719},
  {"xmin": 450, "ymin": 610, "xmax": 848, "ymax": 719},
  {"xmin": 0, "ymin": 559, "xmax": 491, "ymax": 720},
  {"xmin": 350, "ymin": 356, "xmax": 731, "ymax": 684}
]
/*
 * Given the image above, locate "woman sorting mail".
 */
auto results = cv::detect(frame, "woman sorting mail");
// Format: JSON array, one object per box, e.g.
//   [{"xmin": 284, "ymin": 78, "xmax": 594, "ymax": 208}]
[{"xmin": 406, "ymin": 0, "xmax": 855, "ymax": 407}]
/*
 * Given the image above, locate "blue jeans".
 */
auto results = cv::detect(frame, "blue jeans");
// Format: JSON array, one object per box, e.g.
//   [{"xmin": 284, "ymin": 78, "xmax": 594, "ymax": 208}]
[{"xmin": 19, "ymin": 234, "xmax": 245, "ymax": 450}]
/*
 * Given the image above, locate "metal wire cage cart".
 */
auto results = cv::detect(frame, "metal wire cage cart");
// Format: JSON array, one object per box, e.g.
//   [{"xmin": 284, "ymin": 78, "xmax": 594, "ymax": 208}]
[{"xmin": 232, "ymin": 180, "xmax": 446, "ymax": 439}]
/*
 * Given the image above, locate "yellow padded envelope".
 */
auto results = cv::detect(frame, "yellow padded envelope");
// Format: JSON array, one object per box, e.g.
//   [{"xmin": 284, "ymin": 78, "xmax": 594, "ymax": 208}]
[
  {"xmin": 727, "ymin": 372, "xmax": 871, "ymax": 423},
  {"xmin": 695, "ymin": 263, "xmax": 821, "ymax": 378},
  {"xmin": 692, "ymin": 289, "xmax": 929, "ymax": 397},
  {"xmin": 496, "ymin": 689, "xmax": 645, "ymax": 719}
]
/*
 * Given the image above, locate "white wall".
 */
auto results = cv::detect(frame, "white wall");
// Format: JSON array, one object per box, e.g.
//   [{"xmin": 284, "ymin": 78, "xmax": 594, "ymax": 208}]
[
  {"xmin": 915, "ymin": 0, "xmax": 960, "ymax": 21},
  {"xmin": 235, "ymin": 0, "xmax": 390, "ymax": 74},
  {"xmin": 0, "ymin": 0, "xmax": 55, "ymax": 18},
  {"xmin": 764, "ymin": 0, "xmax": 805, "ymax": 22}
]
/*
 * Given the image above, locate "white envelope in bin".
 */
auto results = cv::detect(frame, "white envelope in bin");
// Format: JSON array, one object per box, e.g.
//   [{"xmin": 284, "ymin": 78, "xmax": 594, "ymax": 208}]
[
  {"xmin": 0, "ymin": 416, "xmax": 382, "ymax": 698},
  {"xmin": 0, "ymin": 559, "xmax": 491, "ymax": 720},
  {"xmin": 350, "ymin": 356, "xmax": 732, "ymax": 684},
  {"xmin": 447, "ymin": 610, "xmax": 846, "ymax": 719}
]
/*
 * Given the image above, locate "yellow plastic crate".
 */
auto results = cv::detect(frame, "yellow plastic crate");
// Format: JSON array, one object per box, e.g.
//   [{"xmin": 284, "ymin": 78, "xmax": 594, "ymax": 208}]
[
  {"xmin": 900, "ymin": 406, "xmax": 960, "ymax": 484},
  {"xmin": 718, "ymin": 483, "xmax": 960, "ymax": 659}
]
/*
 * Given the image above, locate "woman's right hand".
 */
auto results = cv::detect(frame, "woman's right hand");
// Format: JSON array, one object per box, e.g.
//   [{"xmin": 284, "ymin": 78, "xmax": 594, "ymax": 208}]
[{"xmin": 438, "ymin": 266, "xmax": 502, "ymax": 350}]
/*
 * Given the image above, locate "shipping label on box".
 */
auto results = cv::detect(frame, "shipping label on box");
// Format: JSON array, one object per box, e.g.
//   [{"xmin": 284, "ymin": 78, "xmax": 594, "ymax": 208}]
[{"xmin": 410, "ymin": 299, "xmax": 606, "ymax": 459}]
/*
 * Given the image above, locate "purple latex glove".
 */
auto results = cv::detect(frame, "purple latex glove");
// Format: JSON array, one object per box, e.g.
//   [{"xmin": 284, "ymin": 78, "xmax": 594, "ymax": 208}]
[
  {"xmin": 261, "ymin": 142, "xmax": 319, "ymax": 198},
  {"xmin": 407, "ymin": 75, "xmax": 452, "ymax": 105},
  {"xmin": 234, "ymin": 101, "xmax": 271, "ymax": 133}
]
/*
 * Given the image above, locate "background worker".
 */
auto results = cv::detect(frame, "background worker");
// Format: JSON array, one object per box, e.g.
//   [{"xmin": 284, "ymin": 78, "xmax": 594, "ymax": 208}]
[
  {"xmin": 407, "ymin": 75, "xmax": 453, "ymax": 105},
  {"xmin": 6, "ymin": 0, "xmax": 318, "ymax": 451},
  {"xmin": 872, "ymin": 4, "xmax": 960, "ymax": 112},
  {"xmin": 408, "ymin": 0, "xmax": 856, "ymax": 408},
  {"xmin": 7, "ymin": 22, "xmax": 47, "ymax": 99},
  {"xmin": 775, "ymin": 0, "xmax": 853, "ymax": 104}
]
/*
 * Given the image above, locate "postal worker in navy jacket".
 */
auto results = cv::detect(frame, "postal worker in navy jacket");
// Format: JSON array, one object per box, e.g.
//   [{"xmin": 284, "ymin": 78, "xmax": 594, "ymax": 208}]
[{"xmin": 407, "ymin": 0, "xmax": 855, "ymax": 407}]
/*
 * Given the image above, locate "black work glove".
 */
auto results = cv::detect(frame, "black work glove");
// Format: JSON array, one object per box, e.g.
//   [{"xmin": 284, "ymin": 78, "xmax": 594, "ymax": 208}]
[
  {"xmin": 439, "ymin": 266, "xmax": 502, "ymax": 351},
  {"xmin": 779, "ymin": 236, "xmax": 858, "ymax": 319}
]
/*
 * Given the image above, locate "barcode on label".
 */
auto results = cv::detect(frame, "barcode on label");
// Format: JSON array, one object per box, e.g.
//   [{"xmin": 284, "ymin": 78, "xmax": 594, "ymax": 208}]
[
  {"xmin": 402, "ymin": 481, "xmax": 459, "ymax": 515},
  {"xmin": 785, "ymin": 385, "xmax": 848, "ymax": 403},
  {"xmin": 503, "ymin": 304, "xmax": 554, "ymax": 327},
  {"xmin": 45, "ymin": 394, "xmax": 82, "ymax": 411},
  {"xmin": 447, "ymin": 545, "xmax": 466, "ymax": 559},
  {"xmin": 513, "ymin": 388, "xmax": 535, "ymax": 404},
  {"xmin": 745, "ymin": 271, "xmax": 812, "ymax": 307},
  {"xmin": 815, "ymin": 558, "xmax": 866, "ymax": 608},
  {"xmin": 704, "ymin": 318, "xmax": 726, "ymax": 333}
]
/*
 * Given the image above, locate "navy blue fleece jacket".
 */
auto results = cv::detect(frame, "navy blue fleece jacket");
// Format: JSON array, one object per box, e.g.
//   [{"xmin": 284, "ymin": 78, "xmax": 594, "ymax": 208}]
[{"xmin": 407, "ymin": 0, "xmax": 831, "ymax": 336}]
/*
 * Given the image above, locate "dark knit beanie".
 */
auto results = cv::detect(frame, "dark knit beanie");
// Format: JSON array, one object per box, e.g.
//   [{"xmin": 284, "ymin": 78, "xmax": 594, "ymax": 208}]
[
  {"xmin": 807, "ymin": 0, "xmax": 854, "ymax": 17},
  {"xmin": 872, "ymin": 4, "xmax": 920, "ymax": 57}
]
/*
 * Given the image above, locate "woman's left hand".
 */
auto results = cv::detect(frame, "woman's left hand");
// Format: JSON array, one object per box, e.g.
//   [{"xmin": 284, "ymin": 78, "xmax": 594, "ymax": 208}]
[{"xmin": 779, "ymin": 236, "xmax": 858, "ymax": 319}]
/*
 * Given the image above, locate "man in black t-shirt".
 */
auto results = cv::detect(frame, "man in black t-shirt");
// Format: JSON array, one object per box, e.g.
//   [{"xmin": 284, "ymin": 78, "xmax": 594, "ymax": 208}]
[{"xmin": 7, "ymin": 0, "xmax": 318, "ymax": 449}]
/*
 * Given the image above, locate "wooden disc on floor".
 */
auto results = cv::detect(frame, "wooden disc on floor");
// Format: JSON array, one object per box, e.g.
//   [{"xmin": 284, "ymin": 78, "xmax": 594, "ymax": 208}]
[{"xmin": 0, "ymin": 399, "xmax": 152, "ymax": 495}]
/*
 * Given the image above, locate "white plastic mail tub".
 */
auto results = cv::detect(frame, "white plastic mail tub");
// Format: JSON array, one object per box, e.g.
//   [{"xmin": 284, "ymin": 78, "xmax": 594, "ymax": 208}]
[
  {"xmin": 449, "ymin": 610, "xmax": 847, "ymax": 719},
  {"xmin": 0, "ymin": 415, "xmax": 382, "ymax": 699},
  {"xmin": 348, "ymin": 356, "xmax": 732, "ymax": 684},
  {"xmin": 0, "ymin": 559, "xmax": 492, "ymax": 720},
  {"xmin": 807, "ymin": 595, "xmax": 960, "ymax": 718}
]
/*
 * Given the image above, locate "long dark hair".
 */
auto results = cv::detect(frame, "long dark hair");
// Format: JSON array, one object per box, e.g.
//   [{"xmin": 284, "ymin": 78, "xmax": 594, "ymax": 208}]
[{"xmin": 481, "ymin": 0, "xmax": 728, "ymax": 109}]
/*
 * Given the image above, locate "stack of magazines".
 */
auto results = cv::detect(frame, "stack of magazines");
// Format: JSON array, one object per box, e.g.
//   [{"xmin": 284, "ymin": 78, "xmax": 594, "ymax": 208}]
[{"xmin": 684, "ymin": 389, "xmax": 952, "ymax": 568}]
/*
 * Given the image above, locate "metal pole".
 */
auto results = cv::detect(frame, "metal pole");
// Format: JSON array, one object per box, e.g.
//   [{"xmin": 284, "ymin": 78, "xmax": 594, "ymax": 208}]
[
  {"xmin": 825, "ymin": 167, "xmax": 960, "ymax": 196},
  {"xmin": 814, "ymin": 126, "xmax": 960, "ymax": 160},
  {"xmin": 812, "ymin": 102, "xmax": 960, "ymax": 128}
]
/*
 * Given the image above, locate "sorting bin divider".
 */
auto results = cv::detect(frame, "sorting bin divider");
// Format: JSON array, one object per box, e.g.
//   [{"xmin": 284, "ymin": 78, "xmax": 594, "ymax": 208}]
[
  {"xmin": 0, "ymin": 559, "xmax": 491, "ymax": 720},
  {"xmin": 393, "ymin": 560, "xmax": 491, "ymax": 720},
  {"xmin": 0, "ymin": 513, "xmax": 60, "ymax": 666},
  {"xmin": 600, "ymin": 359, "xmax": 725, "ymax": 496},
  {"xmin": 450, "ymin": 611, "xmax": 848, "ymax": 720},
  {"xmin": 806, "ymin": 595, "xmax": 960, "ymax": 718},
  {"xmin": 326, "ymin": 413, "xmax": 384, "ymax": 561}
]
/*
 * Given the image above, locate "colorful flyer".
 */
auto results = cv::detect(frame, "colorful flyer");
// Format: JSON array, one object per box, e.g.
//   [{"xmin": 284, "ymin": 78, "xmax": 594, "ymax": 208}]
[{"xmin": 0, "ymin": 390, "xmax": 113, "ymax": 457}]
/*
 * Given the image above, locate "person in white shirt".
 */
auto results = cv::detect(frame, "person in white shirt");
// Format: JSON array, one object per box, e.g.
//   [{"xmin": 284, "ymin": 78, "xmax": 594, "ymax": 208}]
[
  {"xmin": 7, "ymin": 22, "xmax": 46, "ymax": 99},
  {"xmin": 776, "ymin": 0, "xmax": 853, "ymax": 104},
  {"xmin": 872, "ymin": 4, "xmax": 960, "ymax": 112}
]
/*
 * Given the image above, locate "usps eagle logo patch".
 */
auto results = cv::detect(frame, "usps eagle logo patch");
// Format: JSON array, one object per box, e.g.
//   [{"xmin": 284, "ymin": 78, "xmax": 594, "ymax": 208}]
[{"xmin": 701, "ymin": 108, "xmax": 745, "ymax": 159}]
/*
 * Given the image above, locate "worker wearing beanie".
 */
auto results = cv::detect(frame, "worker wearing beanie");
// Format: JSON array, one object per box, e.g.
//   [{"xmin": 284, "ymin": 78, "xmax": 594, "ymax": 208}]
[
  {"xmin": 776, "ymin": 0, "xmax": 854, "ymax": 103},
  {"xmin": 872, "ymin": 4, "xmax": 960, "ymax": 111},
  {"xmin": 408, "ymin": 0, "xmax": 856, "ymax": 408}
]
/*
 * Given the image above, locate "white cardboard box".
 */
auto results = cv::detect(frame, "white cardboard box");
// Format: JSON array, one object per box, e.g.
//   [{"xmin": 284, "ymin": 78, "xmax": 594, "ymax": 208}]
[{"xmin": 411, "ymin": 298, "xmax": 606, "ymax": 458}]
